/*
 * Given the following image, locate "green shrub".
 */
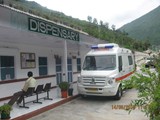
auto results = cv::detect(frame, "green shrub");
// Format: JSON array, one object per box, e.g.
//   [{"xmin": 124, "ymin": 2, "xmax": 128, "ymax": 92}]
[
  {"xmin": 128, "ymin": 56, "xmax": 160, "ymax": 120},
  {"xmin": 0, "ymin": 104, "xmax": 12, "ymax": 114},
  {"xmin": 58, "ymin": 81, "xmax": 69, "ymax": 91},
  {"xmin": 121, "ymin": 79, "xmax": 134, "ymax": 90}
]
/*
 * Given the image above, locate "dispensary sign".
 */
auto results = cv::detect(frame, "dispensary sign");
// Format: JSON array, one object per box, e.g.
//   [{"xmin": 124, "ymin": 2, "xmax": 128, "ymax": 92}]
[{"xmin": 28, "ymin": 18, "xmax": 79, "ymax": 41}]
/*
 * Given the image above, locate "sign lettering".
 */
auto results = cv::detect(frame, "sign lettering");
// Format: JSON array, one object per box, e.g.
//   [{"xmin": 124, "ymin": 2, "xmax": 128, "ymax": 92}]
[{"xmin": 28, "ymin": 18, "xmax": 79, "ymax": 41}]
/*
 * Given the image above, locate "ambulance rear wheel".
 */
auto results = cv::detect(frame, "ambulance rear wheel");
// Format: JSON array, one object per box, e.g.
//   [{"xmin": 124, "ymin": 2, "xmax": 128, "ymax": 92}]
[{"xmin": 114, "ymin": 85, "xmax": 122, "ymax": 100}]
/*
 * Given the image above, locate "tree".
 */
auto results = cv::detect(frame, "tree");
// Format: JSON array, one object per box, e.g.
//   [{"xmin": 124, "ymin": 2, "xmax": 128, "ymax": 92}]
[
  {"xmin": 125, "ymin": 57, "xmax": 160, "ymax": 120},
  {"xmin": 87, "ymin": 16, "xmax": 92, "ymax": 23},
  {"xmin": 104, "ymin": 22, "xmax": 109, "ymax": 29},
  {"xmin": 111, "ymin": 24, "xmax": 116, "ymax": 31},
  {"xmin": 93, "ymin": 18, "xmax": 98, "ymax": 25},
  {"xmin": 99, "ymin": 20, "xmax": 103, "ymax": 26}
]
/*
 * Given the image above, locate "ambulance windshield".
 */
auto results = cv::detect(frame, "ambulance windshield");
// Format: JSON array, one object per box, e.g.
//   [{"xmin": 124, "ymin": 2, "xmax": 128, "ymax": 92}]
[{"xmin": 83, "ymin": 55, "xmax": 116, "ymax": 70}]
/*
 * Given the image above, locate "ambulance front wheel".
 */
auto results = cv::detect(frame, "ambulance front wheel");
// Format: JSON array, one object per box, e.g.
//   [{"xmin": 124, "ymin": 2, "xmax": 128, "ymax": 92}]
[
  {"xmin": 80, "ymin": 94, "xmax": 87, "ymax": 98},
  {"xmin": 114, "ymin": 85, "xmax": 122, "ymax": 100}
]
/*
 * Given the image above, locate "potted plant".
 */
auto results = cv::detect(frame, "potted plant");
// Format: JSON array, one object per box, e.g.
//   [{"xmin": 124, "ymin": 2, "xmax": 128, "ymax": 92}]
[
  {"xmin": 59, "ymin": 81, "xmax": 69, "ymax": 98},
  {"xmin": 0, "ymin": 104, "xmax": 12, "ymax": 119}
]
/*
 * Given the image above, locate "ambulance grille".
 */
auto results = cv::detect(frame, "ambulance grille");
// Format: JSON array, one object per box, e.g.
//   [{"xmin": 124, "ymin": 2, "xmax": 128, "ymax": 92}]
[{"xmin": 82, "ymin": 76, "xmax": 106, "ymax": 86}]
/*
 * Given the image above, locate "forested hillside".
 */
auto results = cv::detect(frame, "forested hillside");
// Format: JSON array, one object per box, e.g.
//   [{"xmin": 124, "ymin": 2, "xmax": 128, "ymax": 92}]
[
  {"xmin": 120, "ymin": 6, "xmax": 160, "ymax": 46},
  {"xmin": 1, "ymin": 0, "xmax": 150, "ymax": 51}
]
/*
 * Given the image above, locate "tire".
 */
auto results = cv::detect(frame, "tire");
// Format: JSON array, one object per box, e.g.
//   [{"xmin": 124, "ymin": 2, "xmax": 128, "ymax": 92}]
[
  {"xmin": 80, "ymin": 94, "xmax": 86, "ymax": 98},
  {"xmin": 114, "ymin": 85, "xmax": 122, "ymax": 100}
]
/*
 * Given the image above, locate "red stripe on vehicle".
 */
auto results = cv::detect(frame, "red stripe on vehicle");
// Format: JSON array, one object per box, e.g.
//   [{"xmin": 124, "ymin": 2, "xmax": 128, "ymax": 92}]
[{"xmin": 116, "ymin": 71, "xmax": 135, "ymax": 81}]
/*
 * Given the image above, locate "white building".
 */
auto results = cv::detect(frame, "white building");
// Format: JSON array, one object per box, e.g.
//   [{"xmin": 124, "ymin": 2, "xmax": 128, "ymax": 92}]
[{"xmin": 0, "ymin": 4, "xmax": 106, "ymax": 101}]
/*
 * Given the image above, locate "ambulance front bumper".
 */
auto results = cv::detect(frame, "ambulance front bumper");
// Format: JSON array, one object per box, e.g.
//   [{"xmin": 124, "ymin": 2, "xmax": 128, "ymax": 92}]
[{"xmin": 77, "ymin": 84, "xmax": 117, "ymax": 96}]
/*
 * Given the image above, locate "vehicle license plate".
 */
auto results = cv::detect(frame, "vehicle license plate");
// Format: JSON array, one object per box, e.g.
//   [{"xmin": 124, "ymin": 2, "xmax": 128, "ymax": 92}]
[{"xmin": 86, "ymin": 88, "xmax": 98, "ymax": 91}]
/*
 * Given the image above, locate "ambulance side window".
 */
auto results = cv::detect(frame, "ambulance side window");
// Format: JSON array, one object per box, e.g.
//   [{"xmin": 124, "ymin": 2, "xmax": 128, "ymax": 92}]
[
  {"xmin": 118, "ymin": 56, "xmax": 122, "ymax": 72},
  {"xmin": 128, "ymin": 56, "xmax": 133, "ymax": 65}
]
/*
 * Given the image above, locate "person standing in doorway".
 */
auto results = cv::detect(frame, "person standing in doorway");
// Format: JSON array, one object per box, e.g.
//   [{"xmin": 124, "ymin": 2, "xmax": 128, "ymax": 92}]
[{"xmin": 8, "ymin": 71, "xmax": 36, "ymax": 106}]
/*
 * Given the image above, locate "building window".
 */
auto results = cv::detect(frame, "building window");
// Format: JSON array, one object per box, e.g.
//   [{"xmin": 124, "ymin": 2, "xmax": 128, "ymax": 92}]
[
  {"xmin": 0, "ymin": 56, "xmax": 15, "ymax": 80},
  {"xmin": 77, "ymin": 58, "xmax": 81, "ymax": 72},
  {"xmin": 39, "ymin": 57, "xmax": 48, "ymax": 76},
  {"xmin": 118, "ymin": 56, "xmax": 123, "ymax": 72},
  {"xmin": 55, "ymin": 57, "xmax": 62, "ymax": 84}
]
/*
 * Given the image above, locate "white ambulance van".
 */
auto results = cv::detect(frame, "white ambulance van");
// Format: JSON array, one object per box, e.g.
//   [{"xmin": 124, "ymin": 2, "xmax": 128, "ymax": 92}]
[{"xmin": 77, "ymin": 43, "xmax": 135, "ymax": 100}]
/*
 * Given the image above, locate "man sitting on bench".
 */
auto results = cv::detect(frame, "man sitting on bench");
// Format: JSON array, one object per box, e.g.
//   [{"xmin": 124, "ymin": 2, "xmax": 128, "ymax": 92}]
[{"xmin": 8, "ymin": 71, "xmax": 36, "ymax": 106}]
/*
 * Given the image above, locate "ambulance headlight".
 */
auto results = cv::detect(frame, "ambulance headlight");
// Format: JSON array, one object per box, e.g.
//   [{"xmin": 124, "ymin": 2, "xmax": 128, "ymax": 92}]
[
  {"xmin": 78, "ymin": 76, "xmax": 82, "ymax": 83},
  {"xmin": 108, "ymin": 78, "xmax": 115, "ymax": 85}
]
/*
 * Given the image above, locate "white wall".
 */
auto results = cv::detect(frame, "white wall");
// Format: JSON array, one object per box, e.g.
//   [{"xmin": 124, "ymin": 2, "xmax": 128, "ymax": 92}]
[{"xmin": 0, "ymin": 41, "xmax": 84, "ymax": 98}]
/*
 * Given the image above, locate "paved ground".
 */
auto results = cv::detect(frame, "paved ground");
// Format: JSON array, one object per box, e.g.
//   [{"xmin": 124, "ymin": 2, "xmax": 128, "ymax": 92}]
[{"xmin": 28, "ymin": 89, "xmax": 148, "ymax": 120}]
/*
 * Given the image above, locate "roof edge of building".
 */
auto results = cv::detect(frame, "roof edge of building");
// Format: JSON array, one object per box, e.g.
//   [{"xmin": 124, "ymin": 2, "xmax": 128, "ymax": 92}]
[{"xmin": 0, "ymin": 4, "xmax": 88, "ymax": 35}]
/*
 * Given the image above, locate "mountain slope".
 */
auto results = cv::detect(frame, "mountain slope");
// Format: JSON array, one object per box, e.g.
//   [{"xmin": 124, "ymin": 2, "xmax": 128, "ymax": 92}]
[{"xmin": 120, "ymin": 6, "xmax": 160, "ymax": 45}]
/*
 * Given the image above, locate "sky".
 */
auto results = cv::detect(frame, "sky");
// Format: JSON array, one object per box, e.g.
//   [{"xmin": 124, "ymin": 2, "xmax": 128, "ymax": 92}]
[{"xmin": 28, "ymin": 0, "xmax": 160, "ymax": 29}]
